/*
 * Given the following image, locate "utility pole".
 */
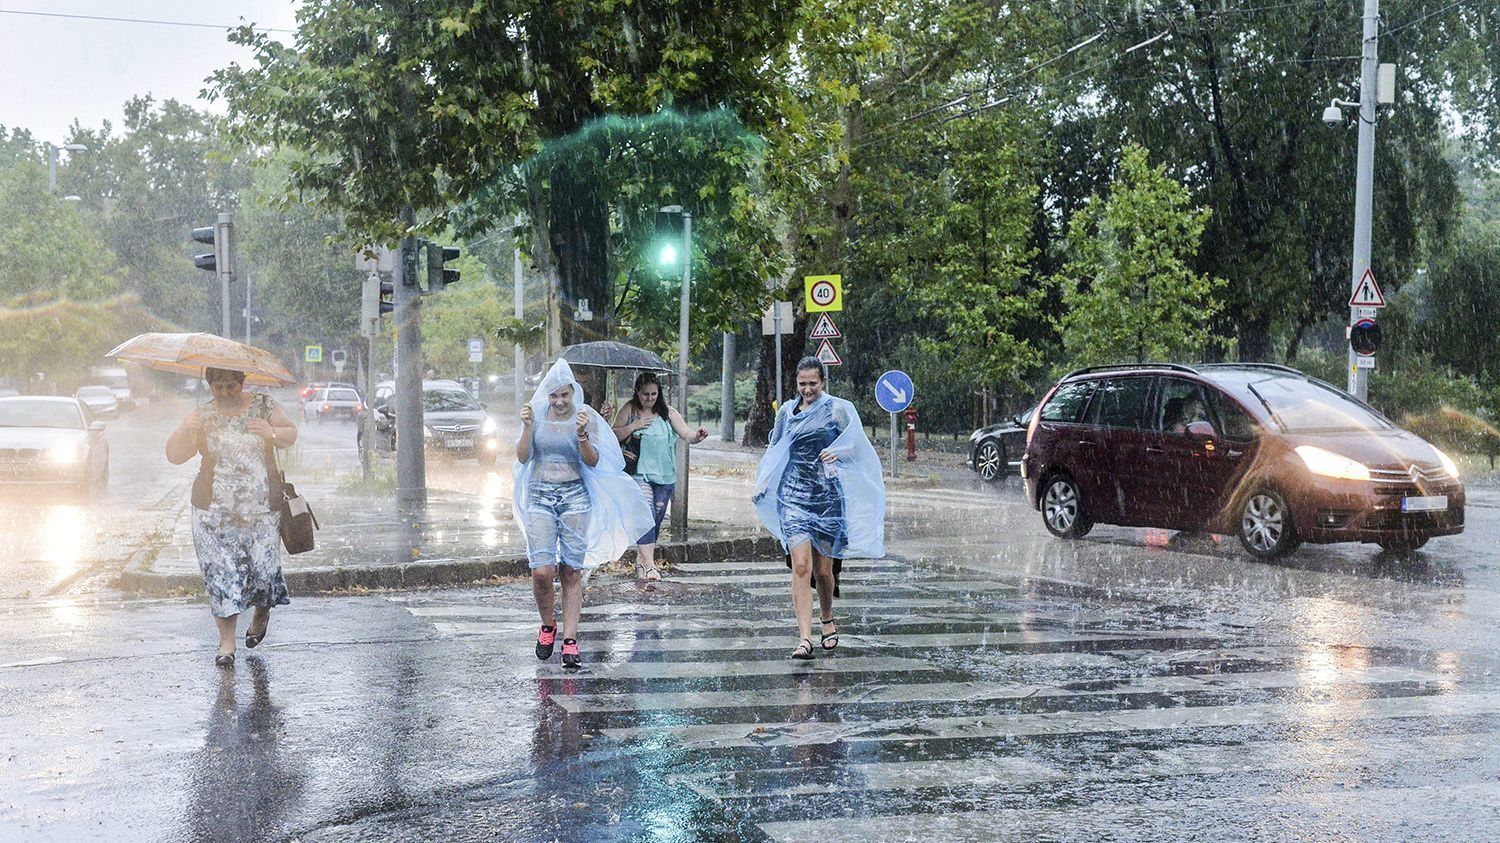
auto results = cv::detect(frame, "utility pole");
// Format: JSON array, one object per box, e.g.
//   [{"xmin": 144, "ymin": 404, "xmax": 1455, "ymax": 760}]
[
  {"xmin": 217, "ymin": 212, "xmax": 234, "ymax": 340},
  {"xmin": 514, "ymin": 234, "xmax": 525, "ymax": 414},
  {"xmin": 1346, "ymin": 0, "xmax": 1380, "ymax": 401},
  {"xmin": 720, "ymin": 332, "xmax": 735, "ymax": 441},
  {"xmin": 393, "ymin": 210, "xmax": 427, "ymax": 512},
  {"xmin": 670, "ymin": 209, "xmax": 692, "ymax": 536}
]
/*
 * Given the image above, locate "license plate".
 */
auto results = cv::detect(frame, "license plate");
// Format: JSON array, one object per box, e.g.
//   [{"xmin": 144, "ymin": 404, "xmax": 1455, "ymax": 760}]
[
  {"xmin": 447, "ymin": 438, "xmax": 472, "ymax": 449},
  {"xmin": 1402, "ymin": 495, "xmax": 1447, "ymax": 512}
]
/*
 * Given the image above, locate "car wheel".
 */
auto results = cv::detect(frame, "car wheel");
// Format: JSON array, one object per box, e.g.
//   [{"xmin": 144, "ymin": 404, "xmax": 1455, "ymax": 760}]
[
  {"xmin": 1238, "ymin": 488, "xmax": 1301, "ymax": 559},
  {"xmin": 975, "ymin": 440, "xmax": 1005, "ymax": 482},
  {"xmin": 1041, "ymin": 473, "xmax": 1092, "ymax": 538},
  {"xmin": 1378, "ymin": 537, "xmax": 1428, "ymax": 552}
]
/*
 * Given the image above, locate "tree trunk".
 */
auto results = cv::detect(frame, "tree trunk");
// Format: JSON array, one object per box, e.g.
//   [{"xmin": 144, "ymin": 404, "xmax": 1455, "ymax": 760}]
[
  {"xmin": 1237, "ymin": 312, "xmax": 1273, "ymax": 361},
  {"xmin": 550, "ymin": 175, "xmax": 611, "ymax": 346},
  {"xmin": 525, "ymin": 175, "xmax": 563, "ymax": 357},
  {"xmin": 745, "ymin": 316, "xmax": 807, "ymax": 446}
]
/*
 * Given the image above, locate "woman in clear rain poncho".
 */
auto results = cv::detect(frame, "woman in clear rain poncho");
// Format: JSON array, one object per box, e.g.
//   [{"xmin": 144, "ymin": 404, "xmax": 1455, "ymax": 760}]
[
  {"xmin": 753, "ymin": 357, "xmax": 886, "ymax": 659},
  {"xmin": 514, "ymin": 360, "xmax": 654, "ymax": 669}
]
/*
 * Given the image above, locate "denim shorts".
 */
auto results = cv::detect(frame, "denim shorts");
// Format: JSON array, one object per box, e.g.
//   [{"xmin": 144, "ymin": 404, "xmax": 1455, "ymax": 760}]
[{"xmin": 525, "ymin": 480, "xmax": 591, "ymax": 569}]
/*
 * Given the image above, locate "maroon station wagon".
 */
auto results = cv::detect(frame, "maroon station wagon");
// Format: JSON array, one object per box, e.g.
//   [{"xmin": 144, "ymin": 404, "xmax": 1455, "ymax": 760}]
[{"xmin": 1021, "ymin": 363, "xmax": 1465, "ymax": 558}]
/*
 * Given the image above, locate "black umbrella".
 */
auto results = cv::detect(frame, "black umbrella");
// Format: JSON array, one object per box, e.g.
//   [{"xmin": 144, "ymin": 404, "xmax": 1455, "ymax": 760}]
[{"xmin": 557, "ymin": 341, "xmax": 673, "ymax": 373}]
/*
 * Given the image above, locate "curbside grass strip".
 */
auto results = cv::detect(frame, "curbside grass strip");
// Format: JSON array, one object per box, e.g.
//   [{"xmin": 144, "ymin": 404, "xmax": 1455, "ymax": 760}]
[{"xmin": 117, "ymin": 532, "xmax": 782, "ymax": 596}]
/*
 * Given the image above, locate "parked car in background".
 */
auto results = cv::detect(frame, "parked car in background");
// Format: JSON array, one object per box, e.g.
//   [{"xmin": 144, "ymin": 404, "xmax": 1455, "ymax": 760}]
[
  {"xmin": 1022, "ymin": 363, "xmax": 1464, "ymax": 558},
  {"xmin": 303, "ymin": 386, "xmax": 364, "ymax": 422},
  {"xmin": 74, "ymin": 385, "xmax": 120, "ymax": 419},
  {"xmin": 360, "ymin": 379, "xmax": 501, "ymax": 465},
  {"xmin": 967, "ymin": 406, "xmax": 1035, "ymax": 481},
  {"xmin": 0, "ymin": 396, "xmax": 109, "ymax": 493},
  {"xmin": 86, "ymin": 366, "xmax": 134, "ymax": 411},
  {"xmin": 299, "ymin": 381, "xmax": 356, "ymax": 403}
]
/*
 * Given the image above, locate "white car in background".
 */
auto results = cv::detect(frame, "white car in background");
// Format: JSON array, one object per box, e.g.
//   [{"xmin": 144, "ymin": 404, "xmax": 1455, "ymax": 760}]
[
  {"xmin": 74, "ymin": 385, "xmax": 120, "ymax": 419},
  {"xmin": 0, "ymin": 397, "xmax": 109, "ymax": 493}
]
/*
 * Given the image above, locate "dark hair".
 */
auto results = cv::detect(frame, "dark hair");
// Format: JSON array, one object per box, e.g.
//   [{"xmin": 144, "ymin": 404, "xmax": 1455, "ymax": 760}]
[
  {"xmin": 204, "ymin": 367, "xmax": 245, "ymax": 385},
  {"xmin": 794, "ymin": 356, "xmax": 827, "ymax": 382},
  {"xmin": 628, "ymin": 371, "xmax": 670, "ymax": 416}
]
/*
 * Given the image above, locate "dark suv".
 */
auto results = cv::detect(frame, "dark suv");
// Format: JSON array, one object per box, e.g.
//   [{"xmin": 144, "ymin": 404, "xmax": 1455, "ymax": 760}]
[{"xmin": 1021, "ymin": 363, "xmax": 1465, "ymax": 558}]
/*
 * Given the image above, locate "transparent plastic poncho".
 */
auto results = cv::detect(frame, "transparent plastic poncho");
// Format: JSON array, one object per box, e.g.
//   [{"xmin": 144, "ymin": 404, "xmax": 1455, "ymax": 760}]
[
  {"xmin": 512, "ymin": 360, "xmax": 655, "ymax": 569},
  {"xmin": 752, "ymin": 393, "xmax": 886, "ymax": 558}
]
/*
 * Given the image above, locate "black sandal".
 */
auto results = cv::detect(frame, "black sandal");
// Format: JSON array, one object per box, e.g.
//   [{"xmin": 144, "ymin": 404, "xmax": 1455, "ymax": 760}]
[
  {"xmin": 214, "ymin": 652, "xmax": 235, "ymax": 668},
  {"xmin": 245, "ymin": 608, "xmax": 270, "ymax": 649},
  {"xmin": 790, "ymin": 637, "xmax": 814, "ymax": 660},
  {"xmin": 820, "ymin": 617, "xmax": 839, "ymax": 651}
]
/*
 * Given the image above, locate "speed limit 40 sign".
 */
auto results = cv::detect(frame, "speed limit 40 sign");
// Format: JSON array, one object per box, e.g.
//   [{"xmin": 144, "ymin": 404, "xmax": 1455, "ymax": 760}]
[{"xmin": 804, "ymin": 274, "xmax": 843, "ymax": 312}]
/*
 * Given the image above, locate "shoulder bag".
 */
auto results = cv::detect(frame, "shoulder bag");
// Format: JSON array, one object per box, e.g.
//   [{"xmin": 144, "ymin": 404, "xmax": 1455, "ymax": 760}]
[{"xmin": 621, "ymin": 409, "xmax": 641, "ymax": 475}]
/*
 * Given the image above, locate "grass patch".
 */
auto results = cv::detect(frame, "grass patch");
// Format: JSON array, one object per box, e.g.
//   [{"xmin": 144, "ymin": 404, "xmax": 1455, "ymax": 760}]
[{"xmin": 335, "ymin": 463, "xmax": 398, "ymax": 496}]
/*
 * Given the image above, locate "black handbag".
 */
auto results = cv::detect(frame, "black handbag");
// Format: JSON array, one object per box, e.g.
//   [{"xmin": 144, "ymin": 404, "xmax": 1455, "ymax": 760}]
[{"xmin": 621, "ymin": 411, "xmax": 641, "ymax": 474}]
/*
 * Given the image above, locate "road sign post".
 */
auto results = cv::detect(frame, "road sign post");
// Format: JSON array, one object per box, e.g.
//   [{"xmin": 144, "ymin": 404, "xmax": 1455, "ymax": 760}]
[{"xmin": 875, "ymin": 370, "xmax": 915, "ymax": 478}]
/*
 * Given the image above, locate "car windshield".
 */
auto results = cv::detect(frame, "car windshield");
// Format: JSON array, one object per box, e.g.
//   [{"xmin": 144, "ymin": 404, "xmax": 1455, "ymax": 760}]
[
  {"xmin": 423, "ymin": 389, "xmax": 479, "ymax": 412},
  {"xmin": 1248, "ymin": 377, "xmax": 1393, "ymax": 433},
  {"xmin": 328, "ymin": 389, "xmax": 359, "ymax": 402},
  {"xmin": 0, "ymin": 401, "xmax": 83, "ymax": 430},
  {"xmin": 77, "ymin": 387, "xmax": 114, "ymax": 397}
]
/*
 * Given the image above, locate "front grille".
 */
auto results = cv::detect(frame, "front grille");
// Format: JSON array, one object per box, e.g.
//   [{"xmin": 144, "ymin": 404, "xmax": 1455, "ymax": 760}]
[
  {"xmin": 1370, "ymin": 464, "xmax": 1451, "ymax": 484},
  {"xmin": 432, "ymin": 424, "xmax": 478, "ymax": 433},
  {"xmin": 1363, "ymin": 509, "xmax": 1464, "ymax": 530}
]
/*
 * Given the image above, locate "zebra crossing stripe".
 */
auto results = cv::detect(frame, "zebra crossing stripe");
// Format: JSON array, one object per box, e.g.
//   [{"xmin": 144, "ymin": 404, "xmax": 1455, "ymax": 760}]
[
  {"xmin": 403, "ymin": 597, "xmax": 980, "ymax": 617},
  {"xmin": 672, "ymin": 560, "xmax": 901, "ymax": 573},
  {"xmin": 602, "ymin": 690, "xmax": 1500, "ymax": 749},
  {"xmin": 431, "ymin": 626, "xmax": 1218, "ymax": 651},
  {"xmin": 739, "ymin": 581, "xmax": 1022, "ymax": 598},
  {"xmin": 548, "ymin": 665, "xmax": 1439, "ymax": 714},
  {"xmin": 680, "ymin": 730, "xmax": 1498, "ymax": 800},
  {"xmin": 756, "ymin": 780, "xmax": 1500, "ymax": 842},
  {"xmin": 539, "ymin": 654, "xmax": 938, "ymax": 681}
]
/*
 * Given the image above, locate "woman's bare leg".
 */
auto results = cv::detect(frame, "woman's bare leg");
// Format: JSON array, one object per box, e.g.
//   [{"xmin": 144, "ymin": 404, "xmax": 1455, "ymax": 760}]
[
  {"xmin": 813, "ymin": 552, "xmax": 836, "ymax": 622},
  {"xmin": 215, "ymin": 614, "xmax": 237, "ymax": 658},
  {"xmin": 789, "ymin": 542, "xmax": 815, "ymax": 643},
  {"xmin": 559, "ymin": 566, "xmax": 583, "ymax": 640},
  {"xmin": 532, "ymin": 565, "xmax": 557, "ymax": 626}
]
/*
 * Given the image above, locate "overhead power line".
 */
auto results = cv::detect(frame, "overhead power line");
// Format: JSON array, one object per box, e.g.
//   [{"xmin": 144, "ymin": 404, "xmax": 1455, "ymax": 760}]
[{"xmin": 0, "ymin": 8, "xmax": 294, "ymax": 34}]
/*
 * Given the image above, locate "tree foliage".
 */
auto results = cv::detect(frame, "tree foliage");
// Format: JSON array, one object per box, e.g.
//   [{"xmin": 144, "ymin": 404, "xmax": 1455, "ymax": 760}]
[{"xmin": 1053, "ymin": 145, "xmax": 1225, "ymax": 367}]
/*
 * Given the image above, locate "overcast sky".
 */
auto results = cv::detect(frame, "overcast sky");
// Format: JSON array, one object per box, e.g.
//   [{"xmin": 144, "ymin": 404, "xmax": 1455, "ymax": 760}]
[{"xmin": 0, "ymin": 1, "xmax": 300, "ymax": 142}]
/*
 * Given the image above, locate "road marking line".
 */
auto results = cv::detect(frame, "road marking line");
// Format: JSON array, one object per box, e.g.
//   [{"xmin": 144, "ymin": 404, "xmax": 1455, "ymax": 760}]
[
  {"xmin": 543, "ymin": 654, "xmax": 938, "ymax": 681},
  {"xmin": 603, "ymin": 690, "xmax": 1500, "ymax": 748}
]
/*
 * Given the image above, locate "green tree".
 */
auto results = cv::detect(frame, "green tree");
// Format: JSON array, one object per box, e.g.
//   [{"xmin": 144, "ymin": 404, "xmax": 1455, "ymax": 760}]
[
  {"xmin": 1053, "ymin": 145, "xmax": 1224, "ymax": 366},
  {"xmin": 0, "ymin": 158, "xmax": 124, "ymax": 303},
  {"xmin": 1417, "ymin": 220, "xmax": 1500, "ymax": 383}
]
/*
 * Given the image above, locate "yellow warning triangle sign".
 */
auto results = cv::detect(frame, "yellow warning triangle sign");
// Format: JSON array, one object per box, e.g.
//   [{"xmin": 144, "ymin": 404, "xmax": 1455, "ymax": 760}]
[{"xmin": 1349, "ymin": 268, "xmax": 1386, "ymax": 307}]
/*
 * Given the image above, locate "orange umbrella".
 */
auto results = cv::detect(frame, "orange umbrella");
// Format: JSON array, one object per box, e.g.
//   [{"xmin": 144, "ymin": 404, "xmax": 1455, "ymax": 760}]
[{"xmin": 105, "ymin": 332, "xmax": 297, "ymax": 387}]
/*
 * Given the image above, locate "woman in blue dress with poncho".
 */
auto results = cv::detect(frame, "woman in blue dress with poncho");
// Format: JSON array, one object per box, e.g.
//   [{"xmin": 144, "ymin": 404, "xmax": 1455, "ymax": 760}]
[{"xmin": 753, "ymin": 357, "xmax": 886, "ymax": 659}]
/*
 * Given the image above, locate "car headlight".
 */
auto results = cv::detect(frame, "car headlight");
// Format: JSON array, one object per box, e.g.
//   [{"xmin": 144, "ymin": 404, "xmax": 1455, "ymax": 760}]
[
  {"xmin": 1294, "ymin": 445, "xmax": 1369, "ymax": 481},
  {"xmin": 481, "ymin": 416, "xmax": 498, "ymax": 436},
  {"xmin": 45, "ymin": 441, "xmax": 84, "ymax": 463},
  {"xmin": 1433, "ymin": 447, "xmax": 1460, "ymax": 480}
]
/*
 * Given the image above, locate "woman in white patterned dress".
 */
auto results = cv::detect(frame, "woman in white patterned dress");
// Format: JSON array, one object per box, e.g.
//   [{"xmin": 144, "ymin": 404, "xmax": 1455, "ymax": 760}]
[{"xmin": 165, "ymin": 367, "xmax": 298, "ymax": 667}]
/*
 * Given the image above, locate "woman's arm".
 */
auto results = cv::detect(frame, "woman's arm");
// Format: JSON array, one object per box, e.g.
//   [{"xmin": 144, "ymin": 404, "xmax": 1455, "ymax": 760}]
[
  {"xmin": 266, "ymin": 399, "xmax": 298, "ymax": 448},
  {"xmin": 610, "ymin": 405, "xmax": 636, "ymax": 442},
  {"xmin": 164, "ymin": 410, "xmax": 202, "ymax": 465},
  {"xmin": 577, "ymin": 411, "xmax": 599, "ymax": 467},
  {"xmin": 665, "ymin": 406, "xmax": 709, "ymax": 444},
  {"xmin": 516, "ymin": 405, "xmax": 534, "ymax": 463}
]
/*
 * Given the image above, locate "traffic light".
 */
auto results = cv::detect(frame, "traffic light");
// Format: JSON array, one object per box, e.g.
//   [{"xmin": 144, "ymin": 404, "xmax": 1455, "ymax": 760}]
[
  {"xmin": 425, "ymin": 242, "xmax": 461, "ymax": 293},
  {"xmin": 654, "ymin": 209, "xmax": 685, "ymax": 276},
  {"xmin": 190, "ymin": 217, "xmax": 231, "ymax": 274}
]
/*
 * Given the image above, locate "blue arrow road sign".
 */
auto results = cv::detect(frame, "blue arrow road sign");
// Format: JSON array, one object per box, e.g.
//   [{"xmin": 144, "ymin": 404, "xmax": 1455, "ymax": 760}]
[{"xmin": 876, "ymin": 370, "xmax": 914, "ymax": 413}]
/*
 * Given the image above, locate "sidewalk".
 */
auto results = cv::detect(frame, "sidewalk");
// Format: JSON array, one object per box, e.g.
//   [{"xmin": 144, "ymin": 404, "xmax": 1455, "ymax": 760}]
[{"xmin": 119, "ymin": 465, "xmax": 781, "ymax": 597}]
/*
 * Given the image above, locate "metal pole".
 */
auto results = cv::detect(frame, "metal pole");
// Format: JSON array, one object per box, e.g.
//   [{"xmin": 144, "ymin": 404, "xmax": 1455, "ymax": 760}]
[
  {"xmin": 46, "ymin": 143, "xmax": 57, "ymax": 193},
  {"xmin": 244, "ymin": 273, "xmax": 253, "ymax": 346},
  {"xmin": 670, "ymin": 211, "xmax": 692, "ymax": 536},
  {"xmin": 514, "ymin": 237, "xmax": 525, "ymax": 414},
  {"xmin": 720, "ymin": 331, "xmax": 735, "ymax": 441},
  {"xmin": 394, "ymin": 211, "xmax": 427, "ymax": 511},
  {"xmin": 1347, "ymin": 0, "xmax": 1380, "ymax": 401},
  {"xmin": 361, "ymin": 334, "xmax": 374, "ymax": 480},
  {"xmin": 889, "ymin": 412, "xmax": 899, "ymax": 478},
  {"xmin": 217, "ymin": 212, "xmax": 233, "ymax": 339},
  {"xmin": 773, "ymin": 303, "xmax": 783, "ymax": 410}
]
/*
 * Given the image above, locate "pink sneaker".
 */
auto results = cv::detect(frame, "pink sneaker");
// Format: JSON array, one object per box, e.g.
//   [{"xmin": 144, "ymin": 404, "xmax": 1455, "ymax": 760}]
[
  {"xmin": 561, "ymin": 638, "xmax": 581, "ymax": 670},
  {"xmin": 535, "ymin": 625, "xmax": 556, "ymax": 660}
]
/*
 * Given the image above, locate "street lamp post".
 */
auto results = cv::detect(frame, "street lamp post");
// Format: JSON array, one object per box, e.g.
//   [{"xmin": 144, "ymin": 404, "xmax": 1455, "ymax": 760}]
[
  {"xmin": 45, "ymin": 142, "xmax": 88, "ymax": 194},
  {"xmin": 661, "ymin": 205, "xmax": 693, "ymax": 537}
]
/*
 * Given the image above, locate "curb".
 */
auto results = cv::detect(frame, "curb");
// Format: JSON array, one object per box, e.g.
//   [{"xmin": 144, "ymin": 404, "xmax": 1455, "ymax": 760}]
[{"xmin": 118, "ymin": 534, "xmax": 785, "ymax": 597}]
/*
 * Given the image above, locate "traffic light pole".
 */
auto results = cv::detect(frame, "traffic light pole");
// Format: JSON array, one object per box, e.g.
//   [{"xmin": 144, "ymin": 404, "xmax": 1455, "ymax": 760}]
[
  {"xmin": 394, "ymin": 223, "xmax": 428, "ymax": 512},
  {"xmin": 217, "ymin": 212, "xmax": 233, "ymax": 339},
  {"xmin": 1346, "ymin": 0, "xmax": 1379, "ymax": 401},
  {"xmin": 670, "ymin": 211, "xmax": 692, "ymax": 537}
]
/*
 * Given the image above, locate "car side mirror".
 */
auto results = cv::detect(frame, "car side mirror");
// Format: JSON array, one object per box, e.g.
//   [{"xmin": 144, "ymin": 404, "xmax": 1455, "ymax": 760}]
[
  {"xmin": 1011, "ymin": 414, "xmax": 1024, "ymax": 427},
  {"xmin": 1185, "ymin": 420, "xmax": 1216, "ymax": 439}
]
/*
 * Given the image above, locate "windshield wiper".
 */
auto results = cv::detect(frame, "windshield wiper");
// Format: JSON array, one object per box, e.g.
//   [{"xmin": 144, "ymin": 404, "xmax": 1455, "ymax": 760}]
[{"xmin": 1244, "ymin": 383, "xmax": 1286, "ymax": 432}]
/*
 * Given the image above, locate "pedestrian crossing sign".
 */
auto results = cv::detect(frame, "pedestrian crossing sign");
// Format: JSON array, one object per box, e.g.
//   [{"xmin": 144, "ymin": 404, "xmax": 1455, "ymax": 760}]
[
  {"xmin": 1349, "ymin": 268, "xmax": 1386, "ymax": 307},
  {"xmin": 305, "ymin": 345, "xmax": 323, "ymax": 363},
  {"xmin": 809, "ymin": 313, "xmax": 842, "ymax": 340},
  {"xmin": 815, "ymin": 339, "xmax": 842, "ymax": 367}
]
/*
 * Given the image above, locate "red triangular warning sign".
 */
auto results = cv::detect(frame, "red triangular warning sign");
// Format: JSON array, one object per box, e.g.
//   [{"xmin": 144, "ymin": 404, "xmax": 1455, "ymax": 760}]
[
  {"xmin": 814, "ymin": 338, "xmax": 842, "ymax": 366},
  {"xmin": 1349, "ymin": 268, "xmax": 1386, "ymax": 307},
  {"xmin": 808, "ymin": 313, "xmax": 842, "ymax": 340}
]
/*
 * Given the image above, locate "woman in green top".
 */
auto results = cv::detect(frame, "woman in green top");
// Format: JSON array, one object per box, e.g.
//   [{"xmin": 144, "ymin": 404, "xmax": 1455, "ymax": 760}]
[{"xmin": 611, "ymin": 372, "xmax": 708, "ymax": 580}]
